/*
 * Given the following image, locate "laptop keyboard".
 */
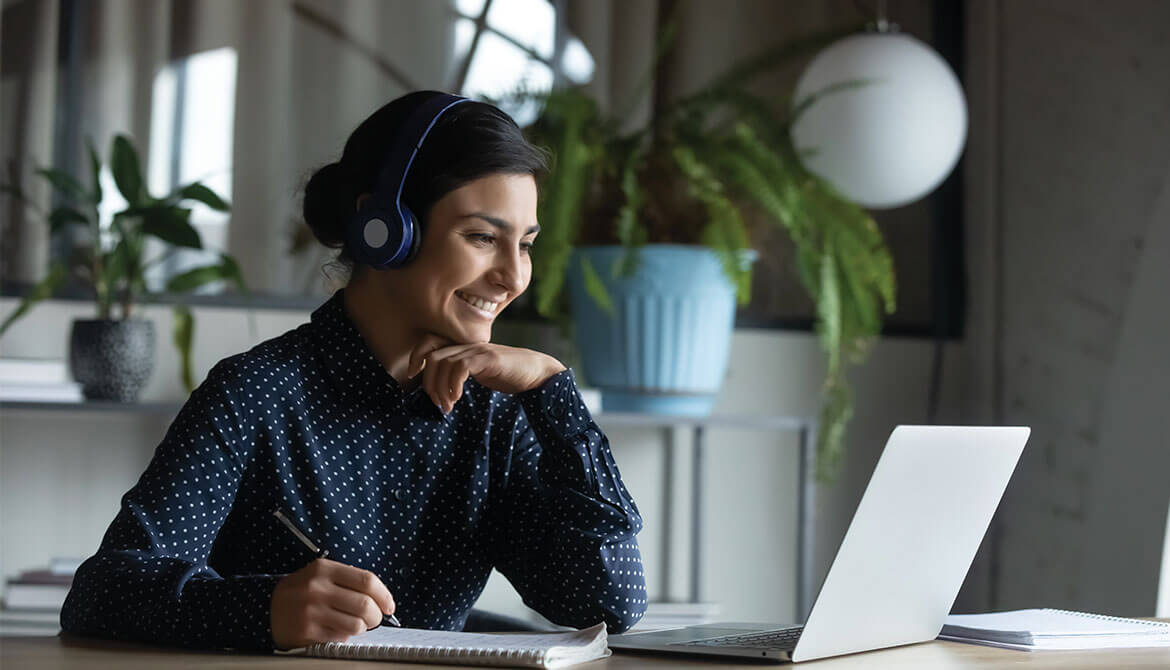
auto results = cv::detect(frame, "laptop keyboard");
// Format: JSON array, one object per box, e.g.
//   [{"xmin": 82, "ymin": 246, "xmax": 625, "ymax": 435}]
[{"xmin": 679, "ymin": 626, "xmax": 804, "ymax": 651}]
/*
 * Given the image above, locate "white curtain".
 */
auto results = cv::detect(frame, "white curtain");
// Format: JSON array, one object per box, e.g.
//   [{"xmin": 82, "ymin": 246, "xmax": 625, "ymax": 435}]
[
  {"xmin": 1, "ymin": 0, "xmax": 456, "ymax": 295},
  {"xmin": 1, "ymin": 0, "xmax": 60, "ymax": 284},
  {"xmin": 2, "ymin": 0, "xmax": 875, "ymax": 296}
]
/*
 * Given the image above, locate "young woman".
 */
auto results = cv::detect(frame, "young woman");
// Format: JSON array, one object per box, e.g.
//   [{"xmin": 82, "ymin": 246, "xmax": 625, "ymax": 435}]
[{"xmin": 61, "ymin": 91, "xmax": 647, "ymax": 651}]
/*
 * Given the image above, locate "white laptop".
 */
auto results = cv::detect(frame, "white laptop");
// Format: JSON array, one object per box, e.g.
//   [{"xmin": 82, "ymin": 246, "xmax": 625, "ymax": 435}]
[{"xmin": 609, "ymin": 425, "xmax": 1030, "ymax": 663}]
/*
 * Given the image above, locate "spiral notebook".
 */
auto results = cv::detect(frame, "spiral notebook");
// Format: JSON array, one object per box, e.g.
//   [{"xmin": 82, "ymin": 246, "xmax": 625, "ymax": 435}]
[
  {"xmin": 279, "ymin": 622, "xmax": 610, "ymax": 668},
  {"xmin": 940, "ymin": 608, "xmax": 1170, "ymax": 651}
]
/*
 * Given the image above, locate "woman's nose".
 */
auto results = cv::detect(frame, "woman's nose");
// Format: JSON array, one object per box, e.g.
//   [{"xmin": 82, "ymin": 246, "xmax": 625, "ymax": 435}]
[{"xmin": 490, "ymin": 247, "xmax": 527, "ymax": 293}]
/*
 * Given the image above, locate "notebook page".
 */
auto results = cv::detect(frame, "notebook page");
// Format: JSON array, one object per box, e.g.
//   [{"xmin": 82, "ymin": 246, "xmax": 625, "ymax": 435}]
[
  {"xmin": 334, "ymin": 624, "xmax": 604, "ymax": 651},
  {"xmin": 944, "ymin": 609, "xmax": 1170, "ymax": 637}
]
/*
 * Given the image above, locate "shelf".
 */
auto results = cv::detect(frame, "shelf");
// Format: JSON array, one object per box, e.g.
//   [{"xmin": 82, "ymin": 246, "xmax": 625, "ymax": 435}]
[
  {"xmin": 1, "ymin": 399, "xmax": 817, "ymax": 620},
  {"xmin": 1, "ymin": 400, "xmax": 812, "ymax": 429},
  {"xmin": 0, "ymin": 400, "xmax": 182, "ymax": 414}
]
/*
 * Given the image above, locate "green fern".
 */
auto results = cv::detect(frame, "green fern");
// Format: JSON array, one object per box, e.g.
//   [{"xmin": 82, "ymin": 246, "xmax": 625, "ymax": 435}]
[{"xmin": 507, "ymin": 24, "xmax": 898, "ymax": 482}]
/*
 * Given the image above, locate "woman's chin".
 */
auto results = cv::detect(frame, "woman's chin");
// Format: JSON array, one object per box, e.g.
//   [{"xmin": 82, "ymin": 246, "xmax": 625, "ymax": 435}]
[{"xmin": 444, "ymin": 324, "xmax": 492, "ymax": 345}]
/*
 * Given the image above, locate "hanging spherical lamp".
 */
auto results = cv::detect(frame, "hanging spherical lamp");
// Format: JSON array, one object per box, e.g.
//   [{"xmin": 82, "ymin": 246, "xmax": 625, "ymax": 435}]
[{"xmin": 790, "ymin": 29, "xmax": 967, "ymax": 209}]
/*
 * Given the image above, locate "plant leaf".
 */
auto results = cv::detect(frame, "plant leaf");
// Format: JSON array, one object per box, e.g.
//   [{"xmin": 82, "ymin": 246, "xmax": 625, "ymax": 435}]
[
  {"xmin": 165, "ymin": 265, "xmax": 224, "ymax": 293},
  {"xmin": 0, "ymin": 265, "xmax": 68, "ymax": 336},
  {"xmin": 35, "ymin": 168, "xmax": 92, "ymax": 203},
  {"xmin": 215, "ymin": 253, "xmax": 248, "ymax": 292},
  {"xmin": 173, "ymin": 182, "xmax": 230, "ymax": 211},
  {"xmin": 579, "ymin": 256, "xmax": 615, "ymax": 316},
  {"xmin": 86, "ymin": 138, "xmax": 103, "ymax": 204},
  {"xmin": 48, "ymin": 206, "xmax": 90, "ymax": 234},
  {"xmin": 816, "ymin": 243, "xmax": 842, "ymax": 375},
  {"xmin": 136, "ymin": 207, "xmax": 202, "ymax": 249},
  {"xmin": 0, "ymin": 183, "xmax": 47, "ymax": 215},
  {"xmin": 816, "ymin": 374, "xmax": 854, "ymax": 482},
  {"xmin": 172, "ymin": 305, "xmax": 195, "ymax": 393},
  {"xmin": 103, "ymin": 237, "xmax": 133, "ymax": 288},
  {"xmin": 110, "ymin": 135, "xmax": 147, "ymax": 205}
]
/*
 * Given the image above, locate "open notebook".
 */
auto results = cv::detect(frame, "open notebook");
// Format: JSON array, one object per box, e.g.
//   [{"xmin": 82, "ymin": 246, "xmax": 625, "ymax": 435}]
[
  {"xmin": 941, "ymin": 609, "xmax": 1170, "ymax": 651},
  {"xmin": 277, "ymin": 623, "xmax": 610, "ymax": 668}
]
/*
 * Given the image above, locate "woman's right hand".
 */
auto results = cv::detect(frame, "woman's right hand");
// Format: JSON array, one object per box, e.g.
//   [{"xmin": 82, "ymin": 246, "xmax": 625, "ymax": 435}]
[{"xmin": 270, "ymin": 558, "xmax": 396, "ymax": 650}]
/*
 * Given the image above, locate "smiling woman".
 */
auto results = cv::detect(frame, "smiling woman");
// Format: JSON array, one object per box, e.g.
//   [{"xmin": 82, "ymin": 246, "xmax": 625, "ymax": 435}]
[{"xmin": 59, "ymin": 91, "xmax": 648, "ymax": 652}]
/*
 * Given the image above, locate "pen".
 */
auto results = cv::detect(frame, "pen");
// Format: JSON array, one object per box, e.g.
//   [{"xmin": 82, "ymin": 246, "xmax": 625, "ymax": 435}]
[{"xmin": 273, "ymin": 508, "xmax": 401, "ymax": 628}]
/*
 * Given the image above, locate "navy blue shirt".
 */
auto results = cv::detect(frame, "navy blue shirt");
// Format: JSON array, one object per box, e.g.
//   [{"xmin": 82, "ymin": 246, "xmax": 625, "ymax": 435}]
[{"xmin": 61, "ymin": 291, "xmax": 647, "ymax": 650}]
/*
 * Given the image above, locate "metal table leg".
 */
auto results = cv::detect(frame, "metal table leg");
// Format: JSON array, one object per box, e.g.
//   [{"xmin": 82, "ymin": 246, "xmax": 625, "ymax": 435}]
[
  {"xmin": 691, "ymin": 425, "xmax": 705, "ymax": 603},
  {"xmin": 660, "ymin": 426, "xmax": 675, "ymax": 601},
  {"xmin": 797, "ymin": 421, "xmax": 816, "ymax": 621}
]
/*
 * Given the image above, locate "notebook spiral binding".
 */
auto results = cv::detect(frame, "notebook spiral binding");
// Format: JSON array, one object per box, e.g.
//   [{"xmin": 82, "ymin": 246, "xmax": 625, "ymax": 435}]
[
  {"xmin": 1047, "ymin": 609, "xmax": 1169, "ymax": 628},
  {"xmin": 314, "ymin": 641, "xmax": 548, "ymax": 665}
]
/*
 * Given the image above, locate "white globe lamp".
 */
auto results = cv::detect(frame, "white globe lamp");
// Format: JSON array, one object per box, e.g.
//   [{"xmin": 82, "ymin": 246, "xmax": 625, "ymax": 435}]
[{"xmin": 790, "ymin": 31, "xmax": 967, "ymax": 209}]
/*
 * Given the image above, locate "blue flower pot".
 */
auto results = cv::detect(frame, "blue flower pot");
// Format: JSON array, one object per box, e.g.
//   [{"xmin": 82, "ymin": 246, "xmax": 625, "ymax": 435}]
[{"xmin": 566, "ymin": 245, "xmax": 749, "ymax": 416}]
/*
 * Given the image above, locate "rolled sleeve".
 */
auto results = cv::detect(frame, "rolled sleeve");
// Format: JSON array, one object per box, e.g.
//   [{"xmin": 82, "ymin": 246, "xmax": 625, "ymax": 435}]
[{"xmin": 488, "ymin": 369, "xmax": 648, "ymax": 632}]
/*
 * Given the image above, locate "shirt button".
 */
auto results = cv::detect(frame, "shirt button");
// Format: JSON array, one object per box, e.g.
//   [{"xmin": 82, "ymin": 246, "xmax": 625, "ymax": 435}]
[
  {"xmin": 394, "ymin": 488, "xmax": 409, "ymax": 502},
  {"xmin": 397, "ymin": 567, "xmax": 407, "ymax": 576}
]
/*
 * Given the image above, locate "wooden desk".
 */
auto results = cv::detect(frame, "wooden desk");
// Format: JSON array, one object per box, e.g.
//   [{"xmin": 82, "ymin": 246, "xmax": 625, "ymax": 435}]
[{"xmin": 2, "ymin": 634, "xmax": 1168, "ymax": 669}]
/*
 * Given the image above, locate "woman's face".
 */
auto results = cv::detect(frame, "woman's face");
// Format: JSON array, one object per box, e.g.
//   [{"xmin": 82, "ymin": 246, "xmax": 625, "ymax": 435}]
[{"xmin": 369, "ymin": 173, "xmax": 539, "ymax": 344}]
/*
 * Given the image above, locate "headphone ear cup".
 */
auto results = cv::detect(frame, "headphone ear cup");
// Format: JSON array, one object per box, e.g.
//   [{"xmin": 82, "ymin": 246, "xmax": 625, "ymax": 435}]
[
  {"xmin": 400, "ymin": 207, "xmax": 422, "ymax": 264},
  {"xmin": 347, "ymin": 207, "xmax": 405, "ymax": 268}
]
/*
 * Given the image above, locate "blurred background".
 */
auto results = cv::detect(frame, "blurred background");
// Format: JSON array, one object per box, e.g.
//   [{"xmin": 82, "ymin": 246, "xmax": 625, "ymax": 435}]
[{"xmin": 0, "ymin": 0, "xmax": 1167, "ymax": 633}]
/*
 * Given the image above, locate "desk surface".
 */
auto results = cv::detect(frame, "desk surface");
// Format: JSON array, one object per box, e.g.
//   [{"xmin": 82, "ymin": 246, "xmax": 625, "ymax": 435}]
[{"xmin": 2, "ymin": 634, "xmax": 1168, "ymax": 669}]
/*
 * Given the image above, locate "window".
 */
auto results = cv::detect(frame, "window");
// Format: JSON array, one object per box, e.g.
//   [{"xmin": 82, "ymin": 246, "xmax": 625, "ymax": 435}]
[
  {"xmin": 451, "ymin": 0, "xmax": 594, "ymax": 124},
  {"xmin": 144, "ymin": 47, "xmax": 238, "ymax": 292}
]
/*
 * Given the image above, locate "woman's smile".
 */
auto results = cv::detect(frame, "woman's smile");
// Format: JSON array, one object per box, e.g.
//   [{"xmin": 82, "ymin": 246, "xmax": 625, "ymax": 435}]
[{"xmin": 454, "ymin": 289, "xmax": 500, "ymax": 319}]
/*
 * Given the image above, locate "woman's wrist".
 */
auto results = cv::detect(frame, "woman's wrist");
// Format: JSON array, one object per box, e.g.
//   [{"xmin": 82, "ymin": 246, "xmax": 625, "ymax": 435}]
[{"xmin": 535, "ymin": 356, "xmax": 568, "ymax": 390}]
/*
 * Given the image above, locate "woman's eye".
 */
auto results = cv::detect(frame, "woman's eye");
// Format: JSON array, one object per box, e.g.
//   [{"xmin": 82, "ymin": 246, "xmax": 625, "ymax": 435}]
[
  {"xmin": 520, "ymin": 241, "xmax": 534, "ymax": 253},
  {"xmin": 466, "ymin": 233, "xmax": 495, "ymax": 246}
]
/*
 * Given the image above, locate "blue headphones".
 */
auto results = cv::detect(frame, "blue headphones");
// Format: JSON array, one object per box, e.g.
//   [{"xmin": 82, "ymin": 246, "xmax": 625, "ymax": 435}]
[{"xmin": 346, "ymin": 93, "xmax": 471, "ymax": 268}]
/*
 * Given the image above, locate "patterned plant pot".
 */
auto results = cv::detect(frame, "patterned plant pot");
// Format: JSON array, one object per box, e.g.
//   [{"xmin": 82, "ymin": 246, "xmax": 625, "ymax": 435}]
[
  {"xmin": 566, "ymin": 244, "xmax": 754, "ymax": 416},
  {"xmin": 69, "ymin": 319, "xmax": 155, "ymax": 402}
]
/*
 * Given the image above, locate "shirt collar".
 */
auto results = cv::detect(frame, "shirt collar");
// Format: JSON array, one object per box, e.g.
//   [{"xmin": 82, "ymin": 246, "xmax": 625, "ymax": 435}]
[{"xmin": 309, "ymin": 290, "xmax": 447, "ymax": 420}]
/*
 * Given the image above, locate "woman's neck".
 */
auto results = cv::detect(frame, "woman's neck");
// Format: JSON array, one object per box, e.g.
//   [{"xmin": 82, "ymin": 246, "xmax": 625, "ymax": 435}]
[{"xmin": 342, "ymin": 281, "xmax": 420, "ymax": 385}]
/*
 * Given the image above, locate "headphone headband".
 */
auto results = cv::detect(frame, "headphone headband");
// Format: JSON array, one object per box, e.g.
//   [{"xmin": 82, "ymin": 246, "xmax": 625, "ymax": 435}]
[{"xmin": 347, "ymin": 92, "xmax": 471, "ymax": 268}]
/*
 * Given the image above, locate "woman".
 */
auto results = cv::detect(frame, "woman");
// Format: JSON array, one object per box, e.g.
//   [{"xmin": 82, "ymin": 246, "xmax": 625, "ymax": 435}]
[{"xmin": 61, "ymin": 91, "xmax": 647, "ymax": 651}]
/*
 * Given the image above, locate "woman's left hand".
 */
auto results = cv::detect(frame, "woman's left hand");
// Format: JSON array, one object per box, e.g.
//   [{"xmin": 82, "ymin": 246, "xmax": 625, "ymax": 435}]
[{"xmin": 407, "ymin": 340, "xmax": 566, "ymax": 413}]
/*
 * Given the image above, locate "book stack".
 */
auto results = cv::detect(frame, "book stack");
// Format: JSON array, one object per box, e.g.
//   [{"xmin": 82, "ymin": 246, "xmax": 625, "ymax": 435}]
[
  {"xmin": 0, "ymin": 557, "xmax": 82, "ymax": 635},
  {"xmin": 0, "ymin": 358, "xmax": 83, "ymax": 402}
]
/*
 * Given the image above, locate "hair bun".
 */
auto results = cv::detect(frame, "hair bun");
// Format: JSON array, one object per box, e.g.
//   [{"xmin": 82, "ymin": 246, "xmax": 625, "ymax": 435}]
[{"xmin": 302, "ymin": 162, "xmax": 354, "ymax": 248}]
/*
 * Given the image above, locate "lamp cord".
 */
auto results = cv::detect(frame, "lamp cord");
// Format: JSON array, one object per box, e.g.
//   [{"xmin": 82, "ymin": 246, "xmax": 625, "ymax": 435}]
[{"xmin": 851, "ymin": 0, "xmax": 897, "ymax": 33}]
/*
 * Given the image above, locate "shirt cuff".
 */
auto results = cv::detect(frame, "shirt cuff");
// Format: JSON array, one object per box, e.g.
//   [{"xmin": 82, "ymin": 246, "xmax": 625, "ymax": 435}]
[
  {"xmin": 181, "ymin": 573, "xmax": 283, "ymax": 651},
  {"xmin": 518, "ymin": 368, "xmax": 594, "ymax": 437}
]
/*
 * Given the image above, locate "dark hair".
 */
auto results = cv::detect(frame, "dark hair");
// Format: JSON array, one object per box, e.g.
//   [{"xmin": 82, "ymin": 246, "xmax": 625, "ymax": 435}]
[{"xmin": 302, "ymin": 91, "xmax": 548, "ymax": 267}]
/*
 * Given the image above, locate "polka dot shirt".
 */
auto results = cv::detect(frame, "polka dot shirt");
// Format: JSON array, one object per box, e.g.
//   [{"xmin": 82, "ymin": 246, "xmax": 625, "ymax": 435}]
[{"xmin": 60, "ymin": 290, "xmax": 647, "ymax": 651}]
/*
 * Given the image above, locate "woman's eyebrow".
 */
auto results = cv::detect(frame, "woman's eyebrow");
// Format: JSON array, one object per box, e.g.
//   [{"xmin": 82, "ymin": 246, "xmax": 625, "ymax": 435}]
[{"xmin": 459, "ymin": 213, "xmax": 540, "ymax": 235}]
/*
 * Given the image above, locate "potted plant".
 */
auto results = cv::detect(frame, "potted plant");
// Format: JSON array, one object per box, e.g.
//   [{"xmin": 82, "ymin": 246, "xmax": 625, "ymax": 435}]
[
  {"xmin": 0, "ymin": 135, "xmax": 247, "ymax": 400},
  {"xmin": 505, "ymin": 26, "xmax": 896, "ymax": 480}
]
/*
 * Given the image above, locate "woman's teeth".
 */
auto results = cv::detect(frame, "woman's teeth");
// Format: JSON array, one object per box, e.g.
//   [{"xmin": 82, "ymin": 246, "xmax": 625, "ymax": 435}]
[{"xmin": 456, "ymin": 291, "xmax": 498, "ymax": 313}]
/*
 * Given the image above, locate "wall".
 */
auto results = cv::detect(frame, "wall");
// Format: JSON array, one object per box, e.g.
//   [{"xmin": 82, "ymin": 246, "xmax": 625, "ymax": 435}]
[
  {"xmin": 962, "ymin": 0, "xmax": 1170, "ymax": 615},
  {"xmin": 0, "ymin": 295, "xmax": 951, "ymax": 624},
  {"xmin": 10, "ymin": 0, "xmax": 1165, "ymax": 632}
]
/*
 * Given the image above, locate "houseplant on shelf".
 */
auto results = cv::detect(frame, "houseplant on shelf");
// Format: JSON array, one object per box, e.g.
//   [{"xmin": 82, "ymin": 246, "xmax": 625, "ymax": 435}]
[
  {"xmin": 503, "ymin": 26, "xmax": 896, "ymax": 480},
  {"xmin": 0, "ymin": 135, "xmax": 247, "ymax": 400}
]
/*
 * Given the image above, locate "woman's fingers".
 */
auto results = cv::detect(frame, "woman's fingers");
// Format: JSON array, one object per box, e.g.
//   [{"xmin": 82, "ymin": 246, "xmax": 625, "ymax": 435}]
[
  {"xmin": 326, "ymin": 562, "xmax": 395, "ymax": 616},
  {"xmin": 422, "ymin": 349, "xmax": 443, "ymax": 409},
  {"xmin": 442, "ymin": 358, "xmax": 471, "ymax": 412},
  {"xmin": 313, "ymin": 602, "xmax": 372, "ymax": 637},
  {"xmin": 271, "ymin": 559, "xmax": 395, "ymax": 649},
  {"xmin": 427, "ymin": 357, "xmax": 460, "ymax": 413},
  {"xmin": 326, "ymin": 587, "xmax": 384, "ymax": 631},
  {"xmin": 407, "ymin": 333, "xmax": 456, "ymax": 378},
  {"xmin": 421, "ymin": 348, "xmax": 479, "ymax": 413}
]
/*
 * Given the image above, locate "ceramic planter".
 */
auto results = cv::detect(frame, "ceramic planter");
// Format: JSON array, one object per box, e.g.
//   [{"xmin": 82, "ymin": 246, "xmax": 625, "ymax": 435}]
[
  {"xmin": 69, "ymin": 319, "xmax": 155, "ymax": 401},
  {"xmin": 567, "ymin": 244, "xmax": 751, "ymax": 415}
]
